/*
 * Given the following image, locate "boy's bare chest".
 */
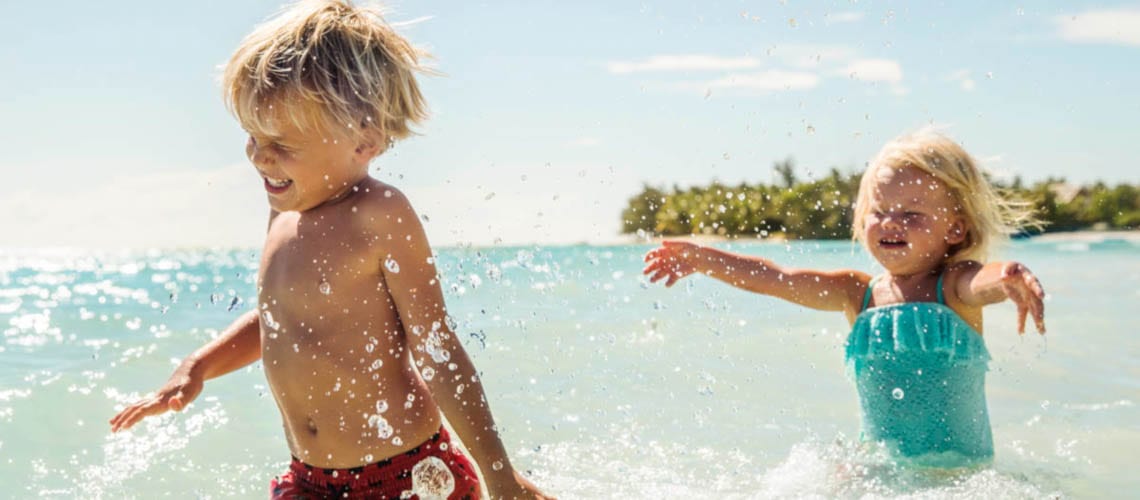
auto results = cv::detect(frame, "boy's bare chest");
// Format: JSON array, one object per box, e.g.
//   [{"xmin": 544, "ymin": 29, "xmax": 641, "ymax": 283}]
[{"xmin": 257, "ymin": 213, "xmax": 399, "ymax": 350}]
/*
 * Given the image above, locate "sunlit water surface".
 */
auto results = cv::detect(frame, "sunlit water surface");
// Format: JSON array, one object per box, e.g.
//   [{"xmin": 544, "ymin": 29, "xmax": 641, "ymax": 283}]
[{"xmin": 1, "ymin": 240, "xmax": 1136, "ymax": 498}]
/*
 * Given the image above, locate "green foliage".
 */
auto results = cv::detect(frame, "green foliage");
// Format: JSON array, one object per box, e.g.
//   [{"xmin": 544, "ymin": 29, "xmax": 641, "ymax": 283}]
[{"xmin": 621, "ymin": 160, "xmax": 1140, "ymax": 239}]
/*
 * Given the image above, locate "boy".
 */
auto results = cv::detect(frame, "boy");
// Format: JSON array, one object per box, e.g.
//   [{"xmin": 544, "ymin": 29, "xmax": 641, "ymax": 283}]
[{"xmin": 109, "ymin": 1, "xmax": 552, "ymax": 498}]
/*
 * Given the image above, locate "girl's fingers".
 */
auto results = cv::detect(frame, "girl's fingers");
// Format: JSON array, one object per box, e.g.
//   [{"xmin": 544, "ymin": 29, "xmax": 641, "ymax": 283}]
[
  {"xmin": 1032, "ymin": 298, "xmax": 1046, "ymax": 334},
  {"xmin": 1016, "ymin": 302, "xmax": 1027, "ymax": 334}
]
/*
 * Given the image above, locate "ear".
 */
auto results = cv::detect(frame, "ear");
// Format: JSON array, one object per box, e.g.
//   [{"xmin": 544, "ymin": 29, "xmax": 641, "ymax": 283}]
[
  {"xmin": 353, "ymin": 134, "xmax": 383, "ymax": 161},
  {"xmin": 946, "ymin": 218, "xmax": 967, "ymax": 245}
]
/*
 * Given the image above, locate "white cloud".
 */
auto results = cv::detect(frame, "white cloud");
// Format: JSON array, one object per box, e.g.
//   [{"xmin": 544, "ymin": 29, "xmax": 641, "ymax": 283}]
[
  {"xmin": 0, "ymin": 165, "xmax": 265, "ymax": 249},
  {"xmin": 0, "ymin": 162, "xmax": 641, "ymax": 250},
  {"xmin": 612, "ymin": 47, "xmax": 905, "ymax": 98},
  {"xmin": 948, "ymin": 69, "xmax": 976, "ymax": 91},
  {"xmin": 825, "ymin": 12, "xmax": 864, "ymax": 24},
  {"xmin": 569, "ymin": 137, "xmax": 601, "ymax": 147},
  {"xmin": 690, "ymin": 70, "xmax": 821, "ymax": 93},
  {"xmin": 607, "ymin": 55, "xmax": 761, "ymax": 74},
  {"xmin": 1056, "ymin": 9, "xmax": 1140, "ymax": 46},
  {"xmin": 766, "ymin": 44, "xmax": 859, "ymax": 69},
  {"xmin": 839, "ymin": 59, "xmax": 903, "ymax": 83},
  {"xmin": 406, "ymin": 162, "xmax": 640, "ymax": 247}
]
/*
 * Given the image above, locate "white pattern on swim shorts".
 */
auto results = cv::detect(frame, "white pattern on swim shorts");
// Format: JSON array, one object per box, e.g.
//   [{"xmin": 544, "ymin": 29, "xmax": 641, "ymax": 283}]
[{"xmin": 404, "ymin": 456, "xmax": 455, "ymax": 500}]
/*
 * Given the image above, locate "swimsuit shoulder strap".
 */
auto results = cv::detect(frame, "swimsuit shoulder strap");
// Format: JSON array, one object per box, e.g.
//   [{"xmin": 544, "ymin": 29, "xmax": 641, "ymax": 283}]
[
  {"xmin": 861, "ymin": 275, "xmax": 882, "ymax": 311},
  {"xmin": 936, "ymin": 269, "xmax": 947, "ymax": 305}
]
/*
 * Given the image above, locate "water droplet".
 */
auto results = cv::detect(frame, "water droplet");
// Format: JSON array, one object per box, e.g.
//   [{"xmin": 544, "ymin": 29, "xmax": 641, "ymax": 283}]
[
  {"xmin": 392, "ymin": 436, "xmax": 403, "ymax": 446},
  {"xmin": 422, "ymin": 366, "xmax": 436, "ymax": 381},
  {"xmin": 491, "ymin": 460, "xmax": 504, "ymax": 471},
  {"xmin": 318, "ymin": 281, "xmax": 332, "ymax": 295},
  {"xmin": 364, "ymin": 454, "xmax": 374, "ymax": 462},
  {"xmin": 384, "ymin": 190, "xmax": 393, "ymax": 198},
  {"xmin": 376, "ymin": 400, "xmax": 389, "ymax": 413},
  {"xmin": 411, "ymin": 456, "xmax": 456, "ymax": 498},
  {"xmin": 384, "ymin": 257, "xmax": 400, "ymax": 274},
  {"xmin": 892, "ymin": 388, "xmax": 905, "ymax": 400}
]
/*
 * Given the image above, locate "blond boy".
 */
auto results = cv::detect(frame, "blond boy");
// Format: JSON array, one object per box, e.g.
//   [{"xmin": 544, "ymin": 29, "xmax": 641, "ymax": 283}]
[{"xmin": 109, "ymin": 2, "xmax": 551, "ymax": 498}]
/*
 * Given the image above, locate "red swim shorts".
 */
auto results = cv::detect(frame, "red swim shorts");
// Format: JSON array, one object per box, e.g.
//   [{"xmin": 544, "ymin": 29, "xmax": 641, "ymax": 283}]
[{"xmin": 270, "ymin": 427, "xmax": 481, "ymax": 499}]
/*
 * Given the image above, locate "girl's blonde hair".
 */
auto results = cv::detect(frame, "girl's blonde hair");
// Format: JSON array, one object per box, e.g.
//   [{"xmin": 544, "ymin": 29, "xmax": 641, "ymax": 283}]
[
  {"xmin": 222, "ymin": 0, "xmax": 429, "ymax": 145},
  {"xmin": 852, "ymin": 127, "xmax": 1037, "ymax": 263}
]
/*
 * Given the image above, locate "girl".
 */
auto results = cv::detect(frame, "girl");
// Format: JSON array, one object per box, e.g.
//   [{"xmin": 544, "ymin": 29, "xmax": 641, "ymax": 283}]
[{"xmin": 642, "ymin": 128, "xmax": 1045, "ymax": 465}]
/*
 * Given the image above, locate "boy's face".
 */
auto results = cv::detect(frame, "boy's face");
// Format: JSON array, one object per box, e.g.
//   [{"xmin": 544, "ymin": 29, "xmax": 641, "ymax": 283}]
[
  {"xmin": 244, "ymin": 104, "xmax": 378, "ymax": 213},
  {"xmin": 861, "ymin": 166, "xmax": 966, "ymax": 275}
]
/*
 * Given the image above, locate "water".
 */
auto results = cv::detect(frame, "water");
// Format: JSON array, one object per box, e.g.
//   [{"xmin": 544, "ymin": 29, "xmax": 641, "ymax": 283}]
[{"xmin": 1, "ymin": 240, "xmax": 1136, "ymax": 498}]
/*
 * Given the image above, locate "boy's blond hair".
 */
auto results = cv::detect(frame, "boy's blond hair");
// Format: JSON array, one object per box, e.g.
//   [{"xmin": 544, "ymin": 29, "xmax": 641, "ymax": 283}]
[
  {"xmin": 852, "ymin": 127, "xmax": 1037, "ymax": 263},
  {"xmin": 222, "ymin": 0, "xmax": 429, "ymax": 145}
]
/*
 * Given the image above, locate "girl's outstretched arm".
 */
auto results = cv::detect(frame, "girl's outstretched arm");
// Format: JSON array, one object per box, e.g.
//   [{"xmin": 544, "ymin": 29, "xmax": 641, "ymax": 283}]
[
  {"xmin": 643, "ymin": 240, "xmax": 868, "ymax": 316},
  {"xmin": 951, "ymin": 261, "xmax": 1046, "ymax": 334}
]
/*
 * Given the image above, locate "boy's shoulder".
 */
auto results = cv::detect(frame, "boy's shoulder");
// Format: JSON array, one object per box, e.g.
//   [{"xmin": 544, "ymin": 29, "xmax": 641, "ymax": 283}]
[
  {"xmin": 342, "ymin": 177, "xmax": 424, "ymax": 236},
  {"xmin": 350, "ymin": 177, "xmax": 416, "ymax": 216}
]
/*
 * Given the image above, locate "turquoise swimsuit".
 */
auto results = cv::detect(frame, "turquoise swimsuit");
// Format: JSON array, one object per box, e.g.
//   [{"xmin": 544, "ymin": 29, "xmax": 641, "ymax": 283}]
[{"xmin": 844, "ymin": 273, "xmax": 993, "ymax": 465}]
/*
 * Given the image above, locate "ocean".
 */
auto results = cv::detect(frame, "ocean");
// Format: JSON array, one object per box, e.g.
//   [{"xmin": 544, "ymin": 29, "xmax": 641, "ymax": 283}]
[{"xmin": 1, "ymin": 239, "xmax": 1136, "ymax": 498}]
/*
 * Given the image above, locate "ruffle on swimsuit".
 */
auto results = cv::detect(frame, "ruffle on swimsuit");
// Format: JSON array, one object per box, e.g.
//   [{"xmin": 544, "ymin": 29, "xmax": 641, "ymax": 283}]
[{"xmin": 844, "ymin": 273, "xmax": 994, "ymax": 466}]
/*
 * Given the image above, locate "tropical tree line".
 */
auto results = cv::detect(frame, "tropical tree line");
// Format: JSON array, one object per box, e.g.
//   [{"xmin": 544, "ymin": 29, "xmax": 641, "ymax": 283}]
[{"xmin": 621, "ymin": 159, "xmax": 1140, "ymax": 239}]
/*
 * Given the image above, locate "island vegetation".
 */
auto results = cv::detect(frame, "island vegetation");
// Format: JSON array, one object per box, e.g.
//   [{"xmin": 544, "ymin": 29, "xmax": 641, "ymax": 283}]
[{"xmin": 621, "ymin": 159, "xmax": 1140, "ymax": 239}]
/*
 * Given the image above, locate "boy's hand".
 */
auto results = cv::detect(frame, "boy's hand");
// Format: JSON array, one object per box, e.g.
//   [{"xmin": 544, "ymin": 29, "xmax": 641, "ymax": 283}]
[
  {"xmin": 109, "ymin": 363, "xmax": 203, "ymax": 432},
  {"xmin": 1000, "ymin": 262, "xmax": 1046, "ymax": 334},
  {"xmin": 487, "ymin": 469, "xmax": 556, "ymax": 500},
  {"xmin": 643, "ymin": 240, "xmax": 703, "ymax": 287}
]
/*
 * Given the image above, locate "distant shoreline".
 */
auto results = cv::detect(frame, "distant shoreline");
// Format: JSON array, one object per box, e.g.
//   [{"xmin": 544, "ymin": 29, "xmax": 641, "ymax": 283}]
[
  {"xmin": 617, "ymin": 229, "xmax": 1140, "ymax": 247},
  {"xmin": 1021, "ymin": 229, "xmax": 1140, "ymax": 243},
  {"xmin": 2, "ymin": 229, "xmax": 1137, "ymax": 253}
]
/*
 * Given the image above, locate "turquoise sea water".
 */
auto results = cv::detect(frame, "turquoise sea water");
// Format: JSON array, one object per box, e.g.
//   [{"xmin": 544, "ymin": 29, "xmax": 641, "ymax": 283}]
[{"xmin": 1, "ymin": 240, "xmax": 1137, "ymax": 498}]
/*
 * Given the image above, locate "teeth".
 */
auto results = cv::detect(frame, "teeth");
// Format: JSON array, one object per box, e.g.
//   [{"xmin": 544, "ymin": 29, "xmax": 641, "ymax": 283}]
[{"xmin": 265, "ymin": 177, "xmax": 291, "ymax": 188}]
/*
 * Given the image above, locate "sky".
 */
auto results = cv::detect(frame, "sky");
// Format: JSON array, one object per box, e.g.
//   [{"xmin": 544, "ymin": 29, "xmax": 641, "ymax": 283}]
[{"xmin": 2, "ymin": 0, "xmax": 1138, "ymax": 248}]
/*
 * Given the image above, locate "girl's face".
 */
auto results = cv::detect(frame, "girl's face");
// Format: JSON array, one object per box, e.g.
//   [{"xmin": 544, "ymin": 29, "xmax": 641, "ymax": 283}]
[{"xmin": 861, "ymin": 166, "xmax": 967, "ymax": 276}]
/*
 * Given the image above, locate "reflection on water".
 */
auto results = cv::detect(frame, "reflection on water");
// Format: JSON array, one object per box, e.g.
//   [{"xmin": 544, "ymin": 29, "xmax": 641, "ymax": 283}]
[{"xmin": 0, "ymin": 241, "xmax": 1135, "ymax": 497}]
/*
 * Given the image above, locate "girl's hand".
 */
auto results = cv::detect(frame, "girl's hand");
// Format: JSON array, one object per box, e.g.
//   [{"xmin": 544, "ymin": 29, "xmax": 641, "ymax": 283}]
[
  {"xmin": 109, "ymin": 362, "xmax": 203, "ymax": 432},
  {"xmin": 487, "ymin": 469, "xmax": 556, "ymax": 500},
  {"xmin": 1000, "ymin": 262, "xmax": 1046, "ymax": 334},
  {"xmin": 643, "ymin": 240, "xmax": 703, "ymax": 287}
]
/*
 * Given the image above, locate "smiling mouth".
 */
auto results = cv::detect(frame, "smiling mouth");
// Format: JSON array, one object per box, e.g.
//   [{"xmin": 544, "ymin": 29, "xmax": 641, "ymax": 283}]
[
  {"xmin": 263, "ymin": 176, "xmax": 293, "ymax": 194},
  {"xmin": 879, "ymin": 238, "xmax": 909, "ymax": 249}
]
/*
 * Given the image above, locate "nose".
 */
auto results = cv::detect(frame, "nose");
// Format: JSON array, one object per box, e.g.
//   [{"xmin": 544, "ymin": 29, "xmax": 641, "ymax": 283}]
[
  {"xmin": 246, "ymin": 137, "xmax": 274, "ymax": 167},
  {"xmin": 880, "ymin": 212, "xmax": 903, "ymax": 230}
]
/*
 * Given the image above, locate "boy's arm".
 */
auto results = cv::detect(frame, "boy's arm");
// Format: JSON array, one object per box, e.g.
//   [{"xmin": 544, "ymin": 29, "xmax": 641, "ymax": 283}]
[
  {"xmin": 376, "ymin": 190, "xmax": 551, "ymax": 499},
  {"xmin": 109, "ymin": 309, "xmax": 262, "ymax": 432},
  {"xmin": 110, "ymin": 209, "xmax": 277, "ymax": 433},
  {"xmin": 644, "ymin": 240, "xmax": 867, "ymax": 315},
  {"xmin": 950, "ymin": 261, "xmax": 1046, "ymax": 334}
]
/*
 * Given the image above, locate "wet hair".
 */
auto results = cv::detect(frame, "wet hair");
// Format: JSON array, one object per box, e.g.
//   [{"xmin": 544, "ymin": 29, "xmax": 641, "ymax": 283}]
[
  {"xmin": 852, "ymin": 127, "xmax": 1038, "ymax": 263},
  {"xmin": 222, "ymin": 0, "xmax": 429, "ymax": 146}
]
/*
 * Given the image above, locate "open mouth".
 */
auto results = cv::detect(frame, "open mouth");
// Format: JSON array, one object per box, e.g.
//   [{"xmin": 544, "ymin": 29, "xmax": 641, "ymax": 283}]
[
  {"xmin": 263, "ymin": 176, "xmax": 294, "ymax": 194},
  {"xmin": 879, "ymin": 238, "xmax": 909, "ymax": 250}
]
